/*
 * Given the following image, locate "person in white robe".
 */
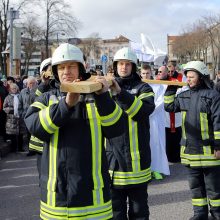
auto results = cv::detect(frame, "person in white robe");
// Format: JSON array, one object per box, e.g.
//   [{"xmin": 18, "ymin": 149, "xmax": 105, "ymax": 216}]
[{"xmin": 141, "ymin": 65, "xmax": 170, "ymax": 178}]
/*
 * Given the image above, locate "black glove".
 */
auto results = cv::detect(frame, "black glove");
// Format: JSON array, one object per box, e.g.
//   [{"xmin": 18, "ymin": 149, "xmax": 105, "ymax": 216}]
[{"xmin": 166, "ymin": 85, "xmax": 179, "ymax": 91}]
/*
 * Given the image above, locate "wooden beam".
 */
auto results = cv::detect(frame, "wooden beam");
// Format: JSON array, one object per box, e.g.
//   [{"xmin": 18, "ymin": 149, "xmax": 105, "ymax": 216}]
[
  {"xmin": 142, "ymin": 79, "xmax": 187, "ymax": 86},
  {"xmin": 60, "ymin": 77, "xmax": 187, "ymax": 93},
  {"xmin": 60, "ymin": 77, "xmax": 113, "ymax": 93}
]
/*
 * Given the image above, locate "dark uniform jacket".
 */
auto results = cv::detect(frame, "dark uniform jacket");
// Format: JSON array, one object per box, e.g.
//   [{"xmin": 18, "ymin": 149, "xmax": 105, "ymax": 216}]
[
  {"xmin": 29, "ymin": 80, "xmax": 56, "ymax": 153},
  {"xmin": 24, "ymin": 87, "xmax": 124, "ymax": 219},
  {"xmin": 164, "ymin": 84, "xmax": 220, "ymax": 167},
  {"xmin": 106, "ymin": 73, "xmax": 155, "ymax": 189}
]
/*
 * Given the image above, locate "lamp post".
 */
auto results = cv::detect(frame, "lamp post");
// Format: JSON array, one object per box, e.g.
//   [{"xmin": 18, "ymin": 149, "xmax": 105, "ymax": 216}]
[{"xmin": 7, "ymin": 8, "xmax": 19, "ymax": 76}]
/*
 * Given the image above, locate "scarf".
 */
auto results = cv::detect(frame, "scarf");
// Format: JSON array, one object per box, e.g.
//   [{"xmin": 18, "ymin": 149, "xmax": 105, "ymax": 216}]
[{"xmin": 11, "ymin": 94, "xmax": 19, "ymax": 117}]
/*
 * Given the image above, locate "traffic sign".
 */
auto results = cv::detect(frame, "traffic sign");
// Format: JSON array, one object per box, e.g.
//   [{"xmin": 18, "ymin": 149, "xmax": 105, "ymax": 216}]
[{"xmin": 101, "ymin": 55, "xmax": 108, "ymax": 63}]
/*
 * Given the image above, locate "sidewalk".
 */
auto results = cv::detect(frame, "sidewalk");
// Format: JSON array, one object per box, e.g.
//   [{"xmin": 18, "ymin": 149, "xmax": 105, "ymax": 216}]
[{"xmin": 0, "ymin": 136, "xmax": 11, "ymax": 159}]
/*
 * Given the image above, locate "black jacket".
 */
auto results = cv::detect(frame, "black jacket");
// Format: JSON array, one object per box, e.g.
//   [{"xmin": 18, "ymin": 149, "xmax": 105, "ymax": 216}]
[
  {"xmin": 106, "ymin": 73, "xmax": 155, "ymax": 189},
  {"xmin": 164, "ymin": 85, "xmax": 220, "ymax": 167},
  {"xmin": 24, "ymin": 89, "xmax": 124, "ymax": 219},
  {"xmin": 29, "ymin": 79, "xmax": 56, "ymax": 153}
]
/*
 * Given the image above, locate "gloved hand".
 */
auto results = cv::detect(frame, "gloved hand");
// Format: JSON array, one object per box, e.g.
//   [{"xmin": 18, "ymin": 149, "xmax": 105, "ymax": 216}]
[{"xmin": 166, "ymin": 85, "xmax": 179, "ymax": 92}]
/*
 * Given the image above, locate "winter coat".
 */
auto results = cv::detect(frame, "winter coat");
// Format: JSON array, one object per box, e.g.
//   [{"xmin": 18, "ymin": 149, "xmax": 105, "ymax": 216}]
[
  {"xmin": 18, "ymin": 87, "xmax": 36, "ymax": 119},
  {"xmin": 3, "ymin": 94, "xmax": 25, "ymax": 135}
]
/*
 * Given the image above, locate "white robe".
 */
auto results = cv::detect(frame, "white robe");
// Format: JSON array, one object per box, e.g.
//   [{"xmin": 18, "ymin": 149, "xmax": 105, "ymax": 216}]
[{"xmin": 149, "ymin": 84, "xmax": 170, "ymax": 175}]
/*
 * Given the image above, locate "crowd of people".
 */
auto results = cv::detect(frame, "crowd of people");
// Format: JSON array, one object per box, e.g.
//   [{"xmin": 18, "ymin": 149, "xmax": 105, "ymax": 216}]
[
  {"xmin": 0, "ymin": 74, "xmax": 38, "ymax": 154},
  {"xmin": 1, "ymin": 43, "xmax": 220, "ymax": 219}
]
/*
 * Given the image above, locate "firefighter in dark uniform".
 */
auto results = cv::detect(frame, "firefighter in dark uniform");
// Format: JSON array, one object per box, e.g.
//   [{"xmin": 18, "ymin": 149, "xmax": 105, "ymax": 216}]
[
  {"xmin": 29, "ymin": 58, "xmax": 53, "ymax": 178},
  {"xmin": 164, "ymin": 61, "xmax": 220, "ymax": 220},
  {"xmin": 25, "ymin": 43, "xmax": 124, "ymax": 219},
  {"xmin": 106, "ymin": 47, "xmax": 155, "ymax": 219}
]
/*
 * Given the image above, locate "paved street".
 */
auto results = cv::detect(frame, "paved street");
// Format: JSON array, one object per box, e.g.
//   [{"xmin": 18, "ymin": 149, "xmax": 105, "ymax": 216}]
[{"xmin": 0, "ymin": 152, "xmax": 193, "ymax": 220}]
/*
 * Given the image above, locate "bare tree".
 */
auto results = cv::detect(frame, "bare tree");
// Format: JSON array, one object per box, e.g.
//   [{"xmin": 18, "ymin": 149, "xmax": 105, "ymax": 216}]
[
  {"xmin": 81, "ymin": 33, "xmax": 102, "ymax": 65},
  {"xmin": 37, "ymin": 0, "xmax": 81, "ymax": 57},
  {"xmin": 0, "ymin": 0, "xmax": 30, "ymax": 77},
  {"xmin": 20, "ymin": 15, "xmax": 43, "ymax": 75},
  {"xmin": 202, "ymin": 14, "xmax": 220, "ymax": 77},
  {"xmin": 172, "ymin": 20, "xmax": 209, "ymax": 65}
]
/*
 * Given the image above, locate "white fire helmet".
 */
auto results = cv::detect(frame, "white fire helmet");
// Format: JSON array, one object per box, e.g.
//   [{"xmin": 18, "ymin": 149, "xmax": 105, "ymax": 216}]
[
  {"xmin": 40, "ymin": 58, "xmax": 52, "ymax": 73},
  {"xmin": 51, "ymin": 43, "xmax": 86, "ymax": 80},
  {"xmin": 184, "ymin": 61, "xmax": 209, "ymax": 76},
  {"xmin": 113, "ymin": 47, "xmax": 137, "ymax": 65}
]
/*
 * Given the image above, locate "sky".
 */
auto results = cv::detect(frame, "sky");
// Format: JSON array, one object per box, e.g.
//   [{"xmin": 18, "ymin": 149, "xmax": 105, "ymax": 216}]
[{"xmin": 70, "ymin": 0, "xmax": 220, "ymax": 52}]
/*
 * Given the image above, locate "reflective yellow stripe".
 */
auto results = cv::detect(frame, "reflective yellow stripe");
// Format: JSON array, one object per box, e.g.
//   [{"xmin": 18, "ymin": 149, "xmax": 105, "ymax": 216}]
[
  {"xmin": 40, "ymin": 210, "xmax": 65, "ymax": 220},
  {"xmin": 49, "ymin": 95, "xmax": 59, "ymax": 105},
  {"xmin": 164, "ymin": 94, "xmax": 175, "ymax": 104},
  {"xmin": 209, "ymin": 199, "xmax": 220, "ymax": 207},
  {"xmin": 200, "ymin": 112, "xmax": 209, "ymax": 140},
  {"xmin": 182, "ymin": 111, "xmax": 186, "ymax": 139},
  {"xmin": 128, "ymin": 117, "xmax": 140, "ymax": 172},
  {"xmin": 109, "ymin": 168, "xmax": 151, "ymax": 186},
  {"xmin": 30, "ymin": 135, "xmax": 44, "ymax": 144},
  {"xmin": 192, "ymin": 198, "xmax": 208, "ymax": 206},
  {"xmin": 38, "ymin": 95, "xmax": 59, "ymax": 134},
  {"xmin": 138, "ymin": 92, "xmax": 154, "ymax": 100},
  {"xmin": 47, "ymin": 130, "xmax": 59, "ymax": 206},
  {"xmin": 214, "ymin": 131, "xmax": 220, "ymax": 139},
  {"xmin": 181, "ymin": 152, "xmax": 215, "ymax": 160},
  {"xmin": 35, "ymin": 89, "xmax": 42, "ymax": 97},
  {"xmin": 126, "ymin": 97, "xmax": 142, "ymax": 118},
  {"xmin": 181, "ymin": 158, "xmax": 220, "ymax": 167},
  {"xmin": 100, "ymin": 104, "xmax": 122, "ymax": 126},
  {"xmin": 181, "ymin": 146, "xmax": 186, "ymax": 155},
  {"xmin": 203, "ymin": 145, "xmax": 212, "ymax": 155},
  {"xmin": 41, "ymin": 200, "xmax": 112, "ymax": 219},
  {"xmin": 68, "ymin": 200, "xmax": 112, "ymax": 218},
  {"xmin": 29, "ymin": 143, "xmax": 43, "ymax": 152},
  {"xmin": 29, "ymin": 135, "xmax": 44, "ymax": 152},
  {"xmin": 31, "ymin": 101, "xmax": 47, "ymax": 110},
  {"xmin": 87, "ymin": 103, "xmax": 104, "ymax": 205},
  {"xmin": 39, "ymin": 107, "xmax": 59, "ymax": 134}
]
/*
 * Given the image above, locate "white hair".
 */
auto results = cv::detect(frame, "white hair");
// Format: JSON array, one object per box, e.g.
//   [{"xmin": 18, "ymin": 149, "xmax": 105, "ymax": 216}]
[{"xmin": 27, "ymin": 76, "xmax": 37, "ymax": 83}]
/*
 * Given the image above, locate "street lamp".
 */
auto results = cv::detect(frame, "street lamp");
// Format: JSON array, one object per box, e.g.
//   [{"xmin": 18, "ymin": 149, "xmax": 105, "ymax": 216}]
[{"xmin": 7, "ymin": 8, "xmax": 19, "ymax": 76}]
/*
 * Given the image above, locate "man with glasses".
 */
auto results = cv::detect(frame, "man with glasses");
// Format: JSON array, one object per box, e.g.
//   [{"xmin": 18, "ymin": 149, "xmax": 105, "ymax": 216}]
[{"xmin": 157, "ymin": 65, "xmax": 169, "ymax": 80}]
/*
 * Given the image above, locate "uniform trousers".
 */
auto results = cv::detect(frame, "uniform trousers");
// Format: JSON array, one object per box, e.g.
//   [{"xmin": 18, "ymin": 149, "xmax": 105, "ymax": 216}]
[
  {"xmin": 187, "ymin": 166, "xmax": 220, "ymax": 219},
  {"xmin": 111, "ymin": 184, "xmax": 149, "ymax": 220}
]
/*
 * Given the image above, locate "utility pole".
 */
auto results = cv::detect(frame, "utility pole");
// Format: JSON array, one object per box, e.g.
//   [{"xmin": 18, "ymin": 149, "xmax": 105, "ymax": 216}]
[{"xmin": 7, "ymin": 8, "xmax": 19, "ymax": 76}]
